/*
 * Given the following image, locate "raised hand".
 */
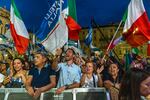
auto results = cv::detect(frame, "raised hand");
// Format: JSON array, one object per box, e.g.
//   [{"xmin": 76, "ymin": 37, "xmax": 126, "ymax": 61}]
[{"xmin": 97, "ymin": 65, "xmax": 104, "ymax": 74}]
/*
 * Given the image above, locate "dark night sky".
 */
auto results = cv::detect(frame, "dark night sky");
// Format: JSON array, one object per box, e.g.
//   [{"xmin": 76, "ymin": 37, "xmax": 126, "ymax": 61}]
[{"xmin": 0, "ymin": 0, "xmax": 150, "ymax": 30}]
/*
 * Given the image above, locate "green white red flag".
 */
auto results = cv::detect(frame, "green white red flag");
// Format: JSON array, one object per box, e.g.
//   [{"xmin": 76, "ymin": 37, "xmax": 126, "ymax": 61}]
[
  {"xmin": 10, "ymin": 0, "xmax": 29, "ymax": 54},
  {"xmin": 122, "ymin": 0, "xmax": 150, "ymax": 47}
]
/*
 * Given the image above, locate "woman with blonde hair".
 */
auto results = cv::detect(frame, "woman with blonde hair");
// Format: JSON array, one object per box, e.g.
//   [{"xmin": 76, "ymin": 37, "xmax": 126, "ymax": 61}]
[{"xmin": 80, "ymin": 61, "xmax": 103, "ymax": 88}]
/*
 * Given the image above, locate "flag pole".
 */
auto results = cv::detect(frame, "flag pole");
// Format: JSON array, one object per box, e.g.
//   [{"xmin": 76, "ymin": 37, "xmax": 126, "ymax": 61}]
[
  {"xmin": 92, "ymin": 18, "xmax": 122, "ymax": 64},
  {"xmin": 102, "ymin": 20, "xmax": 123, "ymax": 62}
]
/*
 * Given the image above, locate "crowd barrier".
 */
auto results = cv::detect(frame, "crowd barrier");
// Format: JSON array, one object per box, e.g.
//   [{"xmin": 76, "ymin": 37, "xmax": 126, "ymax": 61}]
[{"xmin": 0, "ymin": 88, "xmax": 110, "ymax": 100}]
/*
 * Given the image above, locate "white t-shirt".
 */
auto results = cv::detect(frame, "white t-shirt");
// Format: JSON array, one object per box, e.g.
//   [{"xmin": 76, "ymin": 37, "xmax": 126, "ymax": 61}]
[{"xmin": 82, "ymin": 74, "xmax": 98, "ymax": 88}]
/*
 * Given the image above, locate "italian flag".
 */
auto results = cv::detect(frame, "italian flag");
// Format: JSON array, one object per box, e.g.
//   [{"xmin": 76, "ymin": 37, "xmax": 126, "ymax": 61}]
[
  {"xmin": 122, "ymin": 0, "xmax": 150, "ymax": 47},
  {"xmin": 10, "ymin": 0, "xmax": 29, "ymax": 54},
  {"xmin": 65, "ymin": 16, "xmax": 81, "ymax": 41},
  {"xmin": 66, "ymin": 0, "xmax": 81, "ymax": 40}
]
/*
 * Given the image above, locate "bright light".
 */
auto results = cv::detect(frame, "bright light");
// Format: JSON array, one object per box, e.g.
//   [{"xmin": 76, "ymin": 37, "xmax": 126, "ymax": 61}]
[{"xmin": 133, "ymin": 27, "xmax": 138, "ymax": 34}]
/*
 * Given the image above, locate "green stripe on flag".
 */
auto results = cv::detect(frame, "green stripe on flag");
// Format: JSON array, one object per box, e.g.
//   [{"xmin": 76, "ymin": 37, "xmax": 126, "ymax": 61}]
[
  {"xmin": 11, "ymin": 0, "xmax": 22, "ymax": 20},
  {"xmin": 68, "ymin": 0, "xmax": 77, "ymax": 21},
  {"xmin": 122, "ymin": 9, "xmax": 128, "ymax": 23}
]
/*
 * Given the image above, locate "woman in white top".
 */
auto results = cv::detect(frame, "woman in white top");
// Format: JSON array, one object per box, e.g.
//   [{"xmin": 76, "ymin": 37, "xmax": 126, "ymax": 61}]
[{"xmin": 80, "ymin": 61, "xmax": 103, "ymax": 88}]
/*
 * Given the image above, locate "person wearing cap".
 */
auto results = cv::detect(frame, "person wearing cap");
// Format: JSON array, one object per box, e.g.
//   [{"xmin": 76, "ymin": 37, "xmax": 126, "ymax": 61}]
[
  {"xmin": 52, "ymin": 48, "xmax": 81, "ymax": 94},
  {"xmin": 26, "ymin": 52, "xmax": 56, "ymax": 99}
]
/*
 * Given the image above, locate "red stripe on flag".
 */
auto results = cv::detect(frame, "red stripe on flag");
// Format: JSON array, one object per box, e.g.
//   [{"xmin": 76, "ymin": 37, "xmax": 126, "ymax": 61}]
[
  {"xmin": 65, "ymin": 16, "xmax": 81, "ymax": 40},
  {"xmin": 42, "ymin": 23, "xmax": 60, "ymax": 43},
  {"xmin": 10, "ymin": 23, "xmax": 29, "ymax": 54},
  {"xmin": 123, "ymin": 12, "xmax": 150, "ymax": 47}
]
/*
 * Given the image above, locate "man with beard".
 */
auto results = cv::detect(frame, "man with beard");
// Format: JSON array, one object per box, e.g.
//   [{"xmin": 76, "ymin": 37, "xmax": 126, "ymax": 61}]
[
  {"xmin": 26, "ymin": 52, "xmax": 56, "ymax": 99},
  {"xmin": 52, "ymin": 48, "xmax": 81, "ymax": 94}
]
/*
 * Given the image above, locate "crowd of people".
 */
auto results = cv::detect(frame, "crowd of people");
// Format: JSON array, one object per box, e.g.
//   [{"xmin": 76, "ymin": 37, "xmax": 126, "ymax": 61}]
[{"xmin": 0, "ymin": 47, "xmax": 150, "ymax": 100}]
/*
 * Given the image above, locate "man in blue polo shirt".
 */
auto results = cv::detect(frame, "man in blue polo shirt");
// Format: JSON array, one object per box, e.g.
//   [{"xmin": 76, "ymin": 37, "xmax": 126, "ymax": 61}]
[{"xmin": 26, "ymin": 52, "xmax": 56, "ymax": 99}]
